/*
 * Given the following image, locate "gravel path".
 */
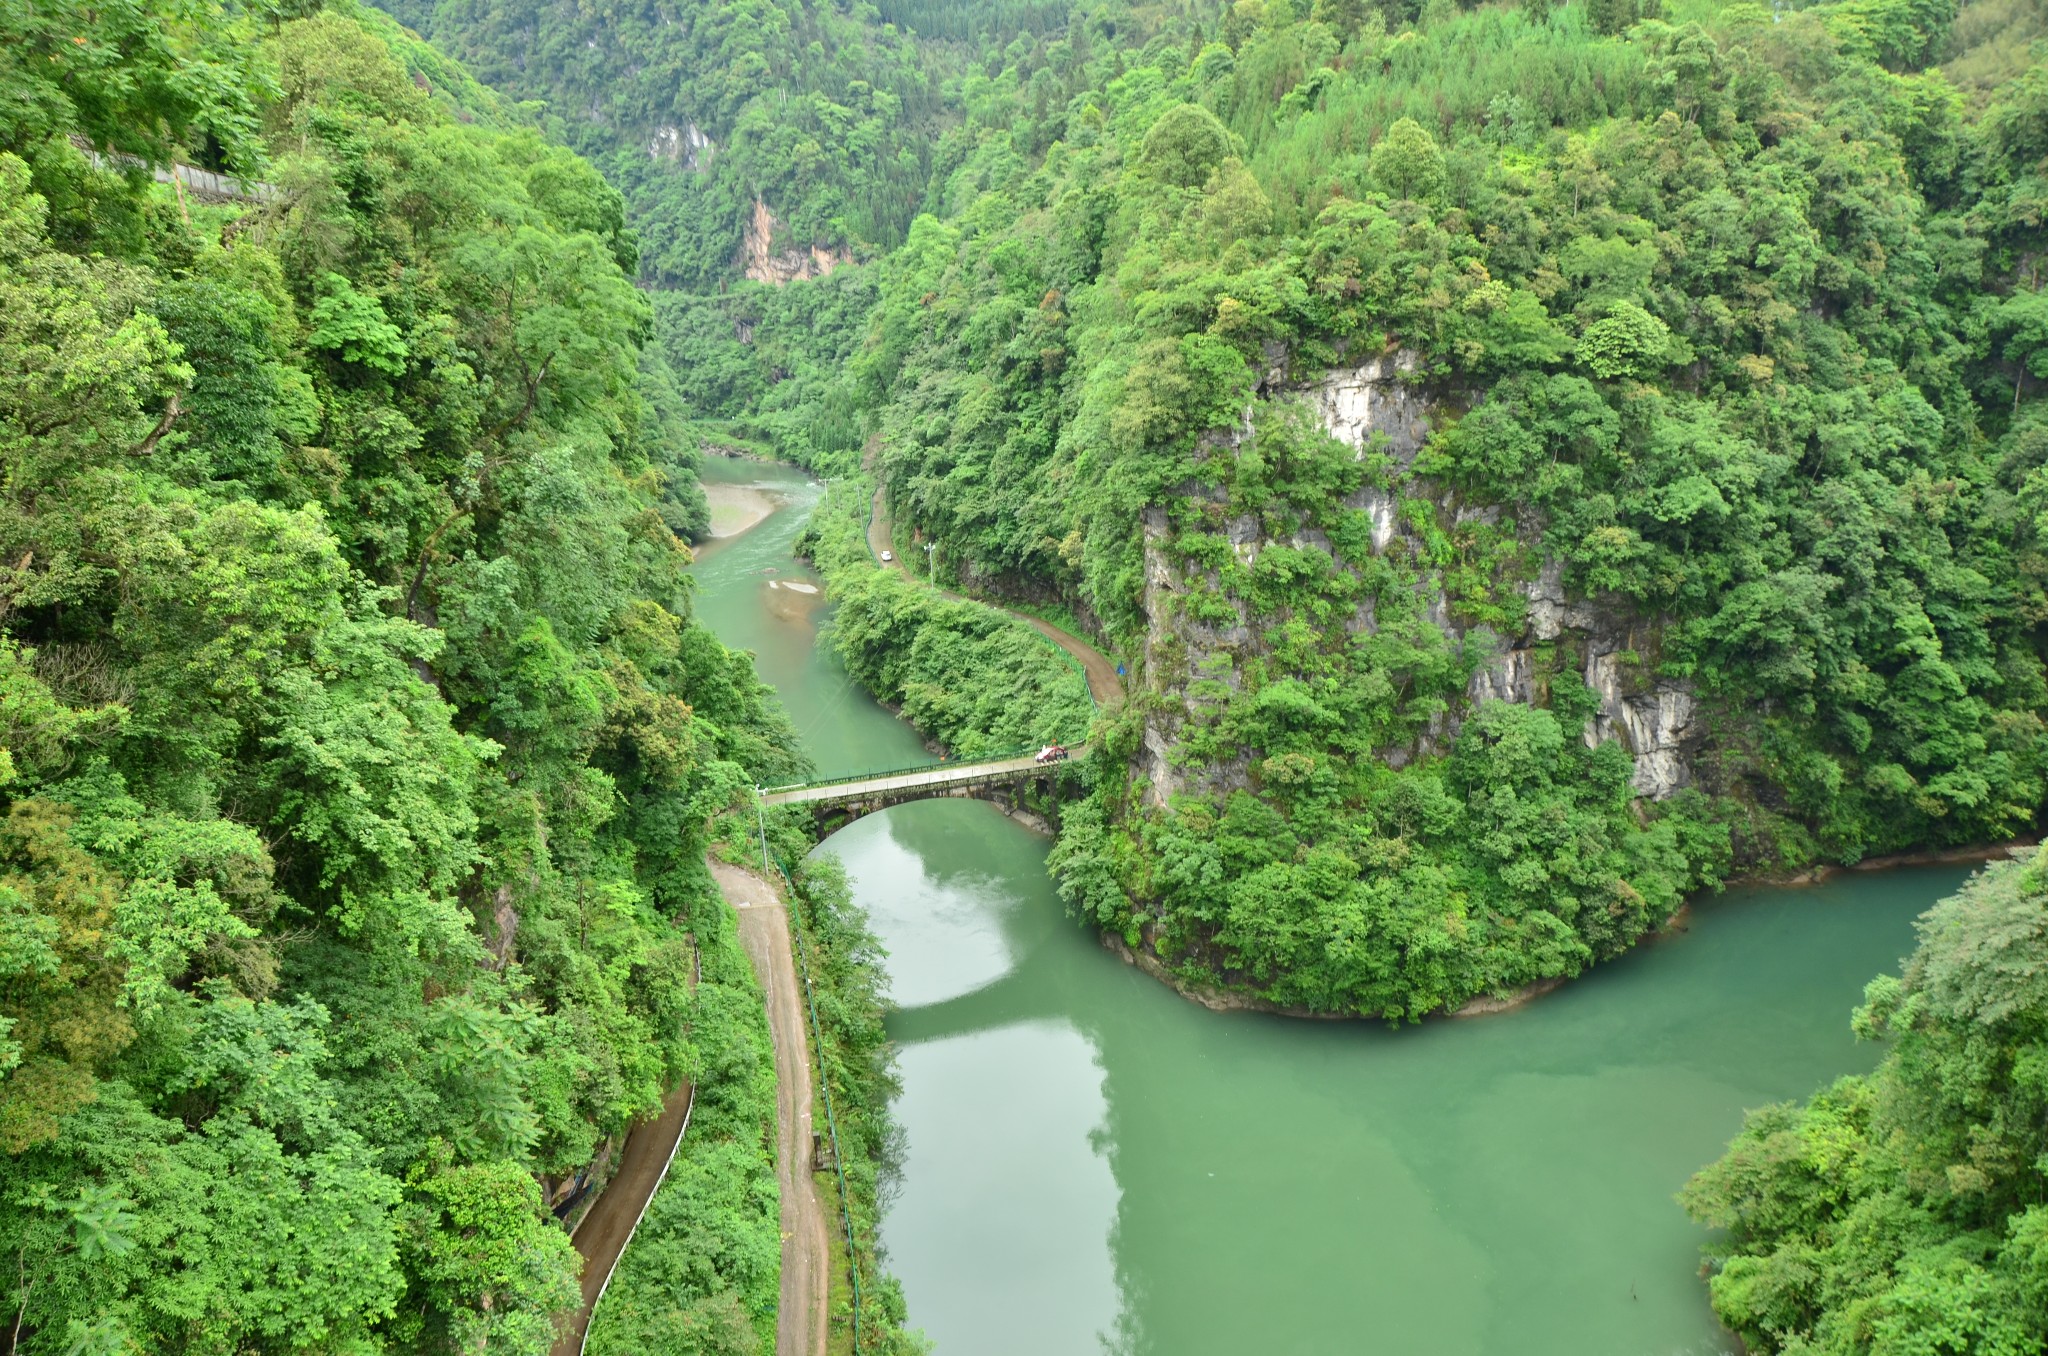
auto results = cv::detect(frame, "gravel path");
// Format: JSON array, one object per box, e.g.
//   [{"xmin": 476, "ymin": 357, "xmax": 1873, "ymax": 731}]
[{"xmin": 715, "ymin": 859, "xmax": 830, "ymax": 1356}]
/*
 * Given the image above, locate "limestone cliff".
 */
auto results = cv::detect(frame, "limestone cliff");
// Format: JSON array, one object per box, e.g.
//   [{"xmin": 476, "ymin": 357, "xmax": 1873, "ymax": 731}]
[
  {"xmin": 738, "ymin": 199, "xmax": 851, "ymax": 285},
  {"xmin": 1138, "ymin": 354, "xmax": 1701, "ymax": 806},
  {"xmin": 647, "ymin": 121, "xmax": 713, "ymax": 170}
]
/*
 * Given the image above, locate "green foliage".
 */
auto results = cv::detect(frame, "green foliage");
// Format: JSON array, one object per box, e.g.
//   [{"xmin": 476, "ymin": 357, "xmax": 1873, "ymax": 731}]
[
  {"xmin": 382, "ymin": 0, "xmax": 969, "ymax": 290},
  {"xmin": 1682, "ymin": 854, "xmax": 2048, "ymax": 1353},
  {"xmin": 401, "ymin": 1154, "xmax": 581, "ymax": 1354},
  {"xmin": 799, "ymin": 479, "xmax": 1093, "ymax": 756},
  {"xmin": 0, "ymin": 6, "xmax": 808, "ymax": 1353},
  {"xmin": 1137, "ymin": 103, "xmax": 1236, "ymax": 189},
  {"xmin": 1367, "ymin": 116, "xmax": 1446, "ymax": 201},
  {"xmin": 1574, "ymin": 300, "xmax": 1674, "ymax": 379},
  {"xmin": 306, "ymin": 271, "xmax": 409, "ymax": 375},
  {"xmin": 669, "ymin": 0, "xmax": 2048, "ymax": 1024},
  {"xmin": 0, "ymin": 0, "xmax": 271, "ymax": 249}
]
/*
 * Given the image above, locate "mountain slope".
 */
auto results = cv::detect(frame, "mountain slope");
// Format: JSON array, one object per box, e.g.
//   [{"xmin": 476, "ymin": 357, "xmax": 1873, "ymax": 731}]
[
  {"xmin": 0, "ymin": 3, "xmax": 805, "ymax": 1350},
  {"xmin": 798, "ymin": 0, "xmax": 2048, "ymax": 1018}
]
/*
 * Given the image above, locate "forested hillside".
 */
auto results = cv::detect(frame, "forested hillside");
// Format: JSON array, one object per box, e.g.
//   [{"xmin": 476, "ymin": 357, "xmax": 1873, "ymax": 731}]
[
  {"xmin": 374, "ymin": 0, "xmax": 1071, "ymax": 288},
  {"xmin": 12, "ymin": 0, "xmax": 2048, "ymax": 1348},
  {"xmin": 385, "ymin": 0, "xmax": 2048, "ymax": 1026},
  {"xmin": 0, "ymin": 2, "xmax": 818, "ymax": 1350},
  {"xmin": 775, "ymin": 0, "xmax": 2048, "ymax": 1023}
]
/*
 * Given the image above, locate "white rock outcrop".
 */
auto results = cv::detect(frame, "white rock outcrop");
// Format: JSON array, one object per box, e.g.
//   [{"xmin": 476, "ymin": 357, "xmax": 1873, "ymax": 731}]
[
  {"xmin": 648, "ymin": 122, "xmax": 713, "ymax": 170},
  {"xmin": 1138, "ymin": 353, "xmax": 1700, "ymax": 803}
]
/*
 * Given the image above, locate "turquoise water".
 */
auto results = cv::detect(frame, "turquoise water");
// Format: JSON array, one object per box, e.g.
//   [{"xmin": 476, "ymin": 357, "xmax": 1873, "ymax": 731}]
[{"xmin": 692, "ymin": 455, "xmax": 1957, "ymax": 1355}]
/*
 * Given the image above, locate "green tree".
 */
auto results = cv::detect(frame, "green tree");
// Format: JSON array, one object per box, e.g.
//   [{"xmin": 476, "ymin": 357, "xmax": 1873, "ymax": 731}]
[
  {"xmin": 1683, "ymin": 854, "xmax": 2048, "ymax": 1353},
  {"xmin": 1575, "ymin": 300, "xmax": 1674, "ymax": 379},
  {"xmin": 1136, "ymin": 103, "xmax": 1235, "ymax": 189},
  {"xmin": 1368, "ymin": 117, "xmax": 1446, "ymax": 201}
]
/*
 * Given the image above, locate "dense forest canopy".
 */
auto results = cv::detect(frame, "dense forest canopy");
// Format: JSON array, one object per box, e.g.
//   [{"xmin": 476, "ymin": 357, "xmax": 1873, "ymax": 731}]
[
  {"xmin": 749, "ymin": 0, "xmax": 2048, "ymax": 1024},
  {"xmin": 373, "ymin": 0, "xmax": 1025, "ymax": 288},
  {"xmin": 0, "ymin": 2, "xmax": 832, "ymax": 1351},
  {"xmin": 10, "ymin": 0, "xmax": 2048, "ymax": 1350},
  {"xmin": 392, "ymin": 0, "xmax": 2048, "ymax": 1000}
]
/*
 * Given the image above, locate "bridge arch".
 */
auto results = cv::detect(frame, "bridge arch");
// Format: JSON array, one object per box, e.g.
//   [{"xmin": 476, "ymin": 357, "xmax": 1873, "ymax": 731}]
[{"xmin": 758, "ymin": 746, "xmax": 1090, "ymax": 830}]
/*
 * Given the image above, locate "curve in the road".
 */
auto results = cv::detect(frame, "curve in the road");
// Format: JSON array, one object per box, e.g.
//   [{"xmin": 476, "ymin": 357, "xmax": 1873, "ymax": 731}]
[
  {"xmin": 552, "ymin": 1032, "xmax": 697, "ymax": 1355},
  {"xmin": 867, "ymin": 486, "xmax": 1123, "ymax": 707}
]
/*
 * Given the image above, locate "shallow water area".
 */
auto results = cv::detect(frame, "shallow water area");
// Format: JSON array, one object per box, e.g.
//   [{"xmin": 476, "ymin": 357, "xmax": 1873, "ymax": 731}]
[
  {"xmin": 701, "ymin": 460, "xmax": 781, "ymax": 539},
  {"xmin": 688, "ymin": 457, "xmax": 1961, "ymax": 1356}
]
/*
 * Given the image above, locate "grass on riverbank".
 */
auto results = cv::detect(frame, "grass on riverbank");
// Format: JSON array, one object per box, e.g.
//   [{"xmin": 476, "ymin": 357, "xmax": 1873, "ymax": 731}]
[{"xmin": 798, "ymin": 478, "xmax": 1093, "ymax": 755}]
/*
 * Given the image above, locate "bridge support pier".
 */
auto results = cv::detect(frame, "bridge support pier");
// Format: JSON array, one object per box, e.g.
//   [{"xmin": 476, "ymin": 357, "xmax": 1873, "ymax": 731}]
[{"xmin": 803, "ymin": 776, "xmax": 1066, "ymax": 836}]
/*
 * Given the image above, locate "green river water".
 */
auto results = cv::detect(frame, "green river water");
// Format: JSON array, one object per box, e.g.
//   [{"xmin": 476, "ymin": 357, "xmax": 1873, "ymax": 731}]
[{"xmin": 692, "ymin": 455, "xmax": 1965, "ymax": 1356}]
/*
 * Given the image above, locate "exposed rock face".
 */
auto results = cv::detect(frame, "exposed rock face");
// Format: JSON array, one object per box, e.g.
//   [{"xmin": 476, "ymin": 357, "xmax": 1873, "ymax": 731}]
[
  {"xmin": 739, "ymin": 199, "xmax": 851, "ymax": 285},
  {"xmin": 648, "ymin": 121, "xmax": 713, "ymax": 170},
  {"xmin": 1137, "ymin": 355, "xmax": 1700, "ymax": 806},
  {"xmin": 1309, "ymin": 351, "xmax": 1432, "ymax": 462},
  {"xmin": 1472, "ymin": 556, "xmax": 1698, "ymax": 798}
]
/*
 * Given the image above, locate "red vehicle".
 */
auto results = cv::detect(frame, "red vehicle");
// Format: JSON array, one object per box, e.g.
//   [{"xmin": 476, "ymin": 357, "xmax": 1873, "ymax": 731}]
[{"xmin": 1035, "ymin": 743, "xmax": 1069, "ymax": 765}]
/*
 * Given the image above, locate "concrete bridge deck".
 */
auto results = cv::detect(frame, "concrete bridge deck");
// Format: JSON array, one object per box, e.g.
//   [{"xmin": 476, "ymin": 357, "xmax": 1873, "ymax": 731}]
[{"xmin": 760, "ymin": 747, "xmax": 1085, "ymax": 811}]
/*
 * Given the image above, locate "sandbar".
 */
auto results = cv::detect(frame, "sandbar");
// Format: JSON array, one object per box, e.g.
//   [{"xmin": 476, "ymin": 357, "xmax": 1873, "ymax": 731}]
[{"xmin": 704, "ymin": 480, "xmax": 777, "ymax": 538}]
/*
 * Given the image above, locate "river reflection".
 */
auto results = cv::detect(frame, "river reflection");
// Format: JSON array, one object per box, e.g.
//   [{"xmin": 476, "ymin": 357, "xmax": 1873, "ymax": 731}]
[
  {"xmin": 833, "ymin": 804, "xmax": 1124, "ymax": 1356},
  {"xmin": 837, "ymin": 798, "xmax": 1957, "ymax": 1356},
  {"xmin": 691, "ymin": 456, "xmax": 1962, "ymax": 1356}
]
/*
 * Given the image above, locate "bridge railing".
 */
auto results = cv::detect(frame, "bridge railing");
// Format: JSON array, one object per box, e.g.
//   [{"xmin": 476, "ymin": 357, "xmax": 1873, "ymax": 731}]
[{"xmin": 759, "ymin": 745, "xmax": 1057, "ymax": 797}]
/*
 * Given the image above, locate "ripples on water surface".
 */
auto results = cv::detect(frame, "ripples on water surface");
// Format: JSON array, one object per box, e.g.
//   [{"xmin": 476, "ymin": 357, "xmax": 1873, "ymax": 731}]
[{"xmin": 691, "ymin": 456, "xmax": 1960, "ymax": 1356}]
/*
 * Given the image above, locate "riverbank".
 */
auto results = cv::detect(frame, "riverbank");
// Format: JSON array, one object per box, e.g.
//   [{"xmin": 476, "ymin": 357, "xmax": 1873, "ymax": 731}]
[
  {"xmin": 709, "ymin": 818, "xmax": 924, "ymax": 1356},
  {"xmin": 866, "ymin": 485, "xmax": 1125, "ymax": 708},
  {"xmin": 1765, "ymin": 836, "xmax": 2036, "ymax": 885},
  {"xmin": 704, "ymin": 479, "xmax": 779, "ymax": 539},
  {"xmin": 1095, "ymin": 836, "xmax": 2038, "ymax": 1025},
  {"xmin": 794, "ymin": 476, "xmax": 1094, "ymax": 757}
]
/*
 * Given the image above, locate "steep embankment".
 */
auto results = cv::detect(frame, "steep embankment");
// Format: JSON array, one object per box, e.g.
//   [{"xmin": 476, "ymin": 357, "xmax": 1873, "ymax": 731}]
[
  {"xmin": 868, "ymin": 486, "xmax": 1124, "ymax": 708},
  {"xmin": 0, "ymin": 6, "xmax": 799, "ymax": 1353}
]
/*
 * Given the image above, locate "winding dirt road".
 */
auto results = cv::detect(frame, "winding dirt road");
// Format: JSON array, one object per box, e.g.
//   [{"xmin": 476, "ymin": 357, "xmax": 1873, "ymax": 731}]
[
  {"xmin": 713, "ymin": 858, "xmax": 830, "ymax": 1356},
  {"xmin": 868, "ymin": 486, "xmax": 1123, "ymax": 707},
  {"xmin": 552, "ymin": 1047, "xmax": 695, "ymax": 1356}
]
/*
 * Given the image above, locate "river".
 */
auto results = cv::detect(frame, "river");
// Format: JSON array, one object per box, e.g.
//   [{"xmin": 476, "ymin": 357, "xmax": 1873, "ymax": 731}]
[{"xmin": 691, "ymin": 454, "xmax": 1962, "ymax": 1356}]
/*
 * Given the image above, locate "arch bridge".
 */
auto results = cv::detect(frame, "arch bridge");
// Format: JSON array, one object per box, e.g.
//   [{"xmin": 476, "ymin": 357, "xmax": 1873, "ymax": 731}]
[{"xmin": 759, "ymin": 746, "xmax": 1088, "ymax": 821}]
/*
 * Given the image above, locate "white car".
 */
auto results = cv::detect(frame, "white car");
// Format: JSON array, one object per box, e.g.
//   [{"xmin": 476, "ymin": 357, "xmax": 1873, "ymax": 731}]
[{"xmin": 879, "ymin": 550, "xmax": 893, "ymax": 562}]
